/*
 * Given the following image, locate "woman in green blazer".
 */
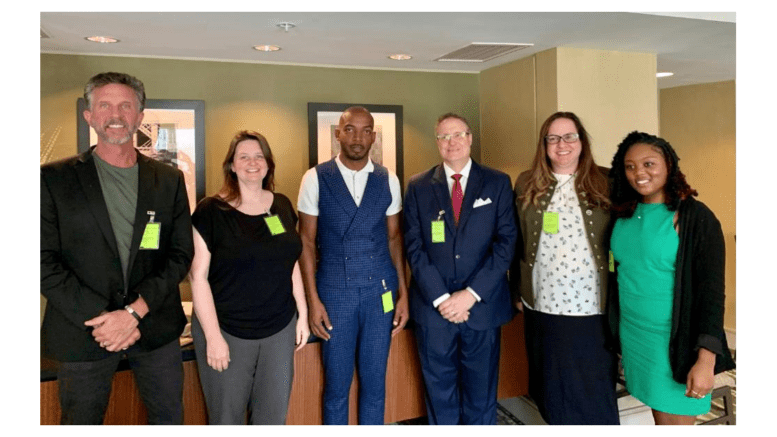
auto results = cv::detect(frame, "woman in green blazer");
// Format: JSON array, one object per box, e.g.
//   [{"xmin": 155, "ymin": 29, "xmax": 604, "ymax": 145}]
[{"xmin": 511, "ymin": 112, "xmax": 618, "ymax": 425}]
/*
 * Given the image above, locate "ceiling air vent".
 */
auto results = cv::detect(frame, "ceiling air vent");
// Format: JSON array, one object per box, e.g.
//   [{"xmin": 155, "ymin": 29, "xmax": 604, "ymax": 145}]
[
  {"xmin": 435, "ymin": 43, "xmax": 533, "ymax": 62},
  {"xmin": 41, "ymin": 27, "xmax": 51, "ymax": 39}
]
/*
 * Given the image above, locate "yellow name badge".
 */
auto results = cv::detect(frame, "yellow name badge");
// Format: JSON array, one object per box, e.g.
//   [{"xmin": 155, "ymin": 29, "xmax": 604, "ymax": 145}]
[
  {"xmin": 542, "ymin": 211, "xmax": 559, "ymax": 234},
  {"xmin": 139, "ymin": 222, "xmax": 161, "ymax": 250},
  {"xmin": 609, "ymin": 250, "xmax": 615, "ymax": 272},
  {"xmin": 431, "ymin": 221, "xmax": 445, "ymax": 243},
  {"xmin": 382, "ymin": 291, "xmax": 394, "ymax": 313},
  {"xmin": 264, "ymin": 215, "xmax": 286, "ymax": 236}
]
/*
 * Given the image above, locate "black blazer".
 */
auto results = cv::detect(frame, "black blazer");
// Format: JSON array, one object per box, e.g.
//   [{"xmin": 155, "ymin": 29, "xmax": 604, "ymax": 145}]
[{"xmin": 41, "ymin": 147, "xmax": 194, "ymax": 362}]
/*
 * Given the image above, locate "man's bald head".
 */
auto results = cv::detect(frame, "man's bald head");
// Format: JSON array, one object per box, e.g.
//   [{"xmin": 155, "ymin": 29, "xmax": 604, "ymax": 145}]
[{"xmin": 339, "ymin": 106, "xmax": 374, "ymax": 129}]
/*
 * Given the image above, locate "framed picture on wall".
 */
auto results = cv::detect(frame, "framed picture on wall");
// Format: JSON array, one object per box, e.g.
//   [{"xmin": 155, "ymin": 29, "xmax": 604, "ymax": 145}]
[
  {"xmin": 77, "ymin": 98, "xmax": 206, "ymax": 213},
  {"xmin": 307, "ymin": 102, "xmax": 403, "ymax": 187}
]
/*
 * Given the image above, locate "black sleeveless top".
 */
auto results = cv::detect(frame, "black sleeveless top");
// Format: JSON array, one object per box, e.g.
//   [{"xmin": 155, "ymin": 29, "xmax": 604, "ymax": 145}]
[{"xmin": 192, "ymin": 194, "xmax": 302, "ymax": 339}]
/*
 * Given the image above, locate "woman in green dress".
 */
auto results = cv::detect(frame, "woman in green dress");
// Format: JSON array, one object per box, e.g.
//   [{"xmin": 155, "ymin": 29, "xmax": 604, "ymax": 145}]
[{"xmin": 609, "ymin": 131, "xmax": 735, "ymax": 425}]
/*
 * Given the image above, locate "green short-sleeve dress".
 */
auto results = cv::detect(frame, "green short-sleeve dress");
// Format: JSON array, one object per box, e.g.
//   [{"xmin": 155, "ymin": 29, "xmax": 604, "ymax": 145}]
[{"xmin": 611, "ymin": 202, "xmax": 711, "ymax": 416}]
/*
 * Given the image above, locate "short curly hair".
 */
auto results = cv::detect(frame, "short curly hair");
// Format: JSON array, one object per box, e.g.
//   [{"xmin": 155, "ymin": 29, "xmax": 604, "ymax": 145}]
[{"xmin": 610, "ymin": 131, "xmax": 697, "ymax": 218}]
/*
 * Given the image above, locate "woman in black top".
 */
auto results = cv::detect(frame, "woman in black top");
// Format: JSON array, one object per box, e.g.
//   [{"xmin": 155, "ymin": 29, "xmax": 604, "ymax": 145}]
[{"xmin": 190, "ymin": 130, "xmax": 308, "ymax": 424}]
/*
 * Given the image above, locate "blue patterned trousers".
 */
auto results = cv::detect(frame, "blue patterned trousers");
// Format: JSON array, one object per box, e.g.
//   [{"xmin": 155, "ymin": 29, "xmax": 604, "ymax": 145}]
[{"xmin": 319, "ymin": 282, "xmax": 394, "ymax": 424}]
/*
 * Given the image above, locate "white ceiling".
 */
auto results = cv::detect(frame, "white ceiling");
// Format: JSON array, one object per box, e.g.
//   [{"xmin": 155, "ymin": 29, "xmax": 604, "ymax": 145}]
[{"xmin": 40, "ymin": 12, "xmax": 735, "ymax": 89}]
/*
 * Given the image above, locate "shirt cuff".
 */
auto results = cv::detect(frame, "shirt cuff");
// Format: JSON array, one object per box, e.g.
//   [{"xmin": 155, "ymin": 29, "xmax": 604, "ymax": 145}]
[
  {"xmin": 466, "ymin": 287, "xmax": 481, "ymax": 302},
  {"xmin": 433, "ymin": 293, "xmax": 451, "ymax": 308}
]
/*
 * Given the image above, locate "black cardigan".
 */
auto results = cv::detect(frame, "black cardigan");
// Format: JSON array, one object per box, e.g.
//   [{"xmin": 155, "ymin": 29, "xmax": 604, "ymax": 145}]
[{"xmin": 608, "ymin": 197, "xmax": 735, "ymax": 384}]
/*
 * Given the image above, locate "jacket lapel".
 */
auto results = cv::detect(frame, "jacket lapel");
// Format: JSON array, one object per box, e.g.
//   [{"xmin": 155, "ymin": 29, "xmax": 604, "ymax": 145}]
[
  {"xmin": 126, "ymin": 152, "xmax": 155, "ymax": 278},
  {"xmin": 431, "ymin": 164, "xmax": 455, "ymax": 234},
  {"xmin": 321, "ymin": 160, "xmax": 358, "ymax": 218},
  {"xmin": 74, "ymin": 148, "xmax": 120, "ymax": 258}
]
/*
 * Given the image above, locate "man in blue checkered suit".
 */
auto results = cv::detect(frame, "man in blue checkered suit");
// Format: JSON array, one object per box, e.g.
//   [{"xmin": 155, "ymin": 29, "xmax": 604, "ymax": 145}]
[{"xmin": 298, "ymin": 106, "xmax": 409, "ymax": 424}]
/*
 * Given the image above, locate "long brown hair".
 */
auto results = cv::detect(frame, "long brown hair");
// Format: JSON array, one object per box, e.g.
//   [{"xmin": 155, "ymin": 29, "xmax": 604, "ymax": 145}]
[
  {"xmin": 519, "ymin": 112, "xmax": 609, "ymax": 210},
  {"xmin": 218, "ymin": 130, "xmax": 276, "ymax": 207}
]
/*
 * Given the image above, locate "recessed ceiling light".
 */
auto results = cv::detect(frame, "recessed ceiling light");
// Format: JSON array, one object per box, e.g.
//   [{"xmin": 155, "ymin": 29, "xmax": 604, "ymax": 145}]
[
  {"xmin": 253, "ymin": 45, "xmax": 281, "ymax": 52},
  {"xmin": 389, "ymin": 54, "xmax": 412, "ymax": 61},
  {"xmin": 85, "ymin": 36, "xmax": 119, "ymax": 43},
  {"xmin": 656, "ymin": 72, "xmax": 674, "ymax": 78},
  {"xmin": 276, "ymin": 22, "xmax": 296, "ymax": 32}
]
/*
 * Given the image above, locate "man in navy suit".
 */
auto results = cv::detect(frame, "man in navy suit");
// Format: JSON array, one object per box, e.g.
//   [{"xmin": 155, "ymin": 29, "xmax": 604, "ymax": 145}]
[
  {"xmin": 41, "ymin": 72, "xmax": 193, "ymax": 424},
  {"xmin": 404, "ymin": 113, "xmax": 517, "ymax": 424}
]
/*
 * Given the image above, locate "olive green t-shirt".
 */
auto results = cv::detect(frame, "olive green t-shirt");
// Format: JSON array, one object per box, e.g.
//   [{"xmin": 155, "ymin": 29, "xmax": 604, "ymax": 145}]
[{"xmin": 93, "ymin": 153, "xmax": 138, "ymax": 291}]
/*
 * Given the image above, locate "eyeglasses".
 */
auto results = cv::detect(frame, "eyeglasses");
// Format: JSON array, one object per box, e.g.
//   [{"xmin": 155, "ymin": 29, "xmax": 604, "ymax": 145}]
[
  {"xmin": 436, "ymin": 131, "xmax": 471, "ymax": 142},
  {"xmin": 545, "ymin": 133, "xmax": 580, "ymax": 144}
]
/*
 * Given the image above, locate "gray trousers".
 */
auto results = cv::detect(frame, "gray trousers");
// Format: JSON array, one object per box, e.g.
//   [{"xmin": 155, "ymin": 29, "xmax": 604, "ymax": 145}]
[{"xmin": 192, "ymin": 314, "xmax": 296, "ymax": 425}]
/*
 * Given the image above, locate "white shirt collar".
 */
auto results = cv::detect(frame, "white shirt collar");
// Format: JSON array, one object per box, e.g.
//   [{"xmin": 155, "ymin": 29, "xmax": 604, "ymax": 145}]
[
  {"xmin": 443, "ymin": 158, "xmax": 472, "ymax": 180},
  {"xmin": 335, "ymin": 154, "xmax": 374, "ymax": 174},
  {"xmin": 551, "ymin": 171, "xmax": 574, "ymax": 181}
]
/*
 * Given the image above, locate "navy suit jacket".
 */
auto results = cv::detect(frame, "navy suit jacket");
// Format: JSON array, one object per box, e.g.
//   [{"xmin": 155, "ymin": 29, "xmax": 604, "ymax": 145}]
[
  {"xmin": 40, "ymin": 147, "xmax": 194, "ymax": 362},
  {"xmin": 404, "ymin": 160, "xmax": 517, "ymax": 330}
]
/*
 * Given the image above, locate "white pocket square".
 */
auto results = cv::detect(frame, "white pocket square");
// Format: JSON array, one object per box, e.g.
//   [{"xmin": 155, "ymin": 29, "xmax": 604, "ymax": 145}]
[{"xmin": 473, "ymin": 198, "xmax": 492, "ymax": 208}]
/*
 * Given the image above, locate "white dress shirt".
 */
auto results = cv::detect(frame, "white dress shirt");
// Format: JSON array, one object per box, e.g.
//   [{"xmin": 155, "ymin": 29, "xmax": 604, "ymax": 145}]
[{"xmin": 442, "ymin": 158, "xmax": 472, "ymax": 196}]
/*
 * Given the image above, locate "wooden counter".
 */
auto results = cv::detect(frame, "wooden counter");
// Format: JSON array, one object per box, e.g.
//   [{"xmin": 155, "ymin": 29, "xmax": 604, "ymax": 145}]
[{"xmin": 41, "ymin": 314, "xmax": 528, "ymax": 424}]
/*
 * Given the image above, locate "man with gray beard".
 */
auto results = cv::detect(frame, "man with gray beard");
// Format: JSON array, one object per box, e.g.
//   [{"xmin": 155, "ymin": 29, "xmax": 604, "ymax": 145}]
[{"xmin": 40, "ymin": 72, "xmax": 193, "ymax": 424}]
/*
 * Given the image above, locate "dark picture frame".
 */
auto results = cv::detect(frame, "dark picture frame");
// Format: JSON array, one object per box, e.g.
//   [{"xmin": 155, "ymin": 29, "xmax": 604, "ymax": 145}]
[
  {"xmin": 307, "ymin": 102, "xmax": 403, "ymax": 186},
  {"xmin": 77, "ymin": 98, "xmax": 206, "ymax": 212}
]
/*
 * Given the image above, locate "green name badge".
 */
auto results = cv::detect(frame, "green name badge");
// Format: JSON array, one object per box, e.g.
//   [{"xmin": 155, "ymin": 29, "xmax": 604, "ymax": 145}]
[
  {"xmin": 542, "ymin": 211, "xmax": 559, "ymax": 234},
  {"xmin": 431, "ymin": 220, "xmax": 445, "ymax": 243},
  {"xmin": 264, "ymin": 215, "xmax": 286, "ymax": 236},
  {"xmin": 609, "ymin": 250, "xmax": 615, "ymax": 272},
  {"xmin": 139, "ymin": 222, "xmax": 161, "ymax": 250},
  {"xmin": 382, "ymin": 291, "xmax": 394, "ymax": 313}
]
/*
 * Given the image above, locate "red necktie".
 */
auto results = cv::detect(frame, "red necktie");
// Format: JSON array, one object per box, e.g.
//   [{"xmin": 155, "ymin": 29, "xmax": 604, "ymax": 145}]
[{"xmin": 451, "ymin": 174, "xmax": 463, "ymax": 225}]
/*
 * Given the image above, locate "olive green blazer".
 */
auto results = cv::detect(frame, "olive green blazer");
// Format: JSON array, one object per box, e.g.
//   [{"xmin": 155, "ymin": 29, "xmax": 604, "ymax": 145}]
[{"xmin": 510, "ymin": 168, "xmax": 613, "ymax": 312}]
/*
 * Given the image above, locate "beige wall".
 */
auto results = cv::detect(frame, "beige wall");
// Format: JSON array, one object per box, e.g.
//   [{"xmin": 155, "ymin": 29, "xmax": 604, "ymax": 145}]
[
  {"xmin": 659, "ymin": 80, "xmax": 736, "ymax": 332},
  {"xmin": 479, "ymin": 47, "xmax": 658, "ymax": 176},
  {"xmin": 479, "ymin": 56, "xmax": 537, "ymax": 178},
  {"xmin": 555, "ymin": 47, "xmax": 658, "ymax": 166},
  {"xmin": 534, "ymin": 49, "xmax": 559, "ymax": 137}
]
